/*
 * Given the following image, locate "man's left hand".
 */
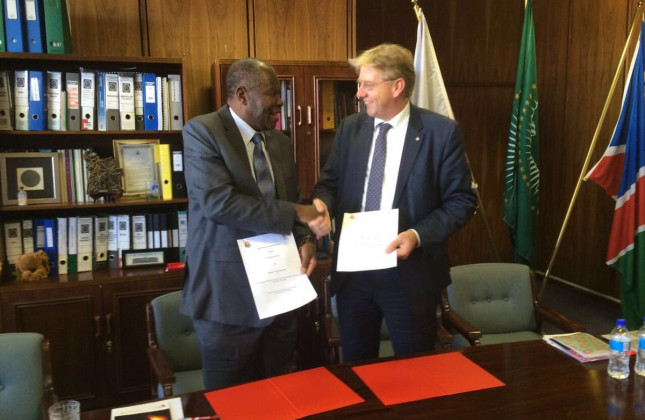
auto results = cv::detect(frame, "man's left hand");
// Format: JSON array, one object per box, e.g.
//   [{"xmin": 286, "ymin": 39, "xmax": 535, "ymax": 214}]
[
  {"xmin": 385, "ymin": 230, "xmax": 418, "ymax": 260},
  {"xmin": 299, "ymin": 239, "xmax": 318, "ymax": 276}
]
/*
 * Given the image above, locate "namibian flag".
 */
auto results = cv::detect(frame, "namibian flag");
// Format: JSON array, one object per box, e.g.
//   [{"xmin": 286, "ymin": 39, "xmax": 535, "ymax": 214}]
[{"xmin": 585, "ymin": 22, "xmax": 645, "ymax": 330}]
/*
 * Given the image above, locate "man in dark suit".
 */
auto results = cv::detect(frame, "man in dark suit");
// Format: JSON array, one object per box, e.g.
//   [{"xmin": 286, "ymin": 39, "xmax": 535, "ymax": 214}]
[
  {"xmin": 181, "ymin": 58, "xmax": 327, "ymax": 389},
  {"xmin": 313, "ymin": 43, "xmax": 477, "ymax": 362}
]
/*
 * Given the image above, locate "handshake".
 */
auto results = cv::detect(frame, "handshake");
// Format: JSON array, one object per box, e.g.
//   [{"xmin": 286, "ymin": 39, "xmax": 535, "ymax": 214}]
[{"xmin": 295, "ymin": 198, "xmax": 331, "ymax": 238}]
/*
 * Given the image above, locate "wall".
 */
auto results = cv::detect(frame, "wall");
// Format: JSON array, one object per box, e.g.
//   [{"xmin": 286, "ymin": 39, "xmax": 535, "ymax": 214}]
[{"xmin": 356, "ymin": 0, "xmax": 638, "ymax": 299}]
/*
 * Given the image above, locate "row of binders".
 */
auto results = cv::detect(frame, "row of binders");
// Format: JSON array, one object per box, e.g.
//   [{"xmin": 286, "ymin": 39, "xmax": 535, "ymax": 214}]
[
  {"xmin": 2, "ymin": 211, "xmax": 187, "ymax": 276},
  {"xmin": 0, "ymin": 69, "xmax": 183, "ymax": 131},
  {"xmin": 1, "ymin": 0, "xmax": 72, "ymax": 54}
]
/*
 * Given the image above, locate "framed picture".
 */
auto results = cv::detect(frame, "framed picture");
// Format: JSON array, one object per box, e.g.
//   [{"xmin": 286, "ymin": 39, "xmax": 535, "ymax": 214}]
[
  {"xmin": 113, "ymin": 139, "xmax": 160, "ymax": 197},
  {"xmin": 0, "ymin": 152, "xmax": 61, "ymax": 205}
]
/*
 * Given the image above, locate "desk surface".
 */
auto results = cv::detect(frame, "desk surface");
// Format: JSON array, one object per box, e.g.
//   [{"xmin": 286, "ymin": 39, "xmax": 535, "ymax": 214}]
[{"xmin": 82, "ymin": 340, "xmax": 645, "ymax": 419}]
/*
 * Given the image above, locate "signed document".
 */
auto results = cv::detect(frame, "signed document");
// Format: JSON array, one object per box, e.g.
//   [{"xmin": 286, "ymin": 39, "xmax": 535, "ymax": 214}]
[
  {"xmin": 237, "ymin": 233, "xmax": 317, "ymax": 319},
  {"xmin": 336, "ymin": 209, "xmax": 398, "ymax": 272}
]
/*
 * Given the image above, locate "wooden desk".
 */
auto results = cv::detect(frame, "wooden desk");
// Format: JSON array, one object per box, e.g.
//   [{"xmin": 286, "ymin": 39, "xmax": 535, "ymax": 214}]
[{"xmin": 82, "ymin": 340, "xmax": 645, "ymax": 419}]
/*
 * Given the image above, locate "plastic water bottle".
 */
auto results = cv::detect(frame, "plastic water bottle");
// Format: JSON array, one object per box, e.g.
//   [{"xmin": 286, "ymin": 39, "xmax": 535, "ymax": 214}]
[
  {"xmin": 635, "ymin": 316, "xmax": 645, "ymax": 376},
  {"xmin": 608, "ymin": 318, "xmax": 631, "ymax": 379}
]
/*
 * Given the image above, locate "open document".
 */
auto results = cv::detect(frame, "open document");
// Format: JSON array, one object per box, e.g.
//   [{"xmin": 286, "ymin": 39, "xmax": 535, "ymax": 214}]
[
  {"xmin": 237, "ymin": 233, "xmax": 317, "ymax": 319},
  {"xmin": 336, "ymin": 209, "xmax": 398, "ymax": 272}
]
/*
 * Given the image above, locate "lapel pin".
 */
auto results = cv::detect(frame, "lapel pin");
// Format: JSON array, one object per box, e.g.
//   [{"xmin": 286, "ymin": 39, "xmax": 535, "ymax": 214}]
[{"xmin": 415, "ymin": 136, "xmax": 420, "ymax": 141}]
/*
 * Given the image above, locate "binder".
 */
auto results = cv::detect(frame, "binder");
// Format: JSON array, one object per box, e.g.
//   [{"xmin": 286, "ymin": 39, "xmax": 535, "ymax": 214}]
[
  {"xmin": 4, "ymin": 0, "xmax": 25, "ymax": 52},
  {"xmin": 14, "ymin": 70, "xmax": 29, "ymax": 131},
  {"xmin": 93, "ymin": 215, "xmax": 108, "ymax": 270},
  {"xmin": 42, "ymin": 0, "xmax": 72, "ymax": 54},
  {"xmin": 67, "ymin": 215, "xmax": 77, "ymax": 273},
  {"xmin": 177, "ymin": 210, "xmax": 187, "ymax": 262},
  {"xmin": 159, "ymin": 212, "xmax": 169, "ymax": 248},
  {"xmin": 134, "ymin": 73, "xmax": 144, "ymax": 130},
  {"xmin": 65, "ymin": 72, "xmax": 81, "ymax": 131},
  {"xmin": 57, "ymin": 150, "xmax": 67, "ymax": 203},
  {"xmin": 117, "ymin": 214, "xmax": 131, "ymax": 268},
  {"xmin": 46, "ymin": 71, "xmax": 63, "ymax": 131},
  {"xmin": 168, "ymin": 210, "xmax": 179, "ymax": 250},
  {"xmin": 56, "ymin": 217, "xmax": 67, "ymax": 275},
  {"xmin": 145, "ymin": 213, "xmax": 154, "ymax": 248},
  {"xmin": 73, "ymin": 149, "xmax": 85, "ymax": 203},
  {"xmin": 171, "ymin": 149, "xmax": 187, "ymax": 198},
  {"xmin": 118, "ymin": 73, "xmax": 135, "ymax": 130},
  {"xmin": 158, "ymin": 143, "xmax": 173, "ymax": 200},
  {"xmin": 34, "ymin": 218, "xmax": 57, "ymax": 275},
  {"xmin": 24, "ymin": 0, "xmax": 44, "ymax": 53},
  {"xmin": 131, "ymin": 214, "xmax": 147, "ymax": 250},
  {"xmin": 143, "ymin": 73, "xmax": 157, "ymax": 130},
  {"xmin": 105, "ymin": 73, "xmax": 120, "ymax": 130},
  {"xmin": 0, "ymin": 70, "xmax": 12, "ymax": 130},
  {"xmin": 107, "ymin": 215, "xmax": 118, "ymax": 269},
  {"xmin": 3, "ymin": 220, "xmax": 23, "ymax": 266},
  {"xmin": 321, "ymin": 81, "xmax": 335, "ymax": 129},
  {"xmin": 159, "ymin": 76, "xmax": 169, "ymax": 130},
  {"xmin": 28, "ymin": 70, "xmax": 45, "ymax": 131},
  {"xmin": 97, "ymin": 72, "xmax": 106, "ymax": 131},
  {"xmin": 21, "ymin": 218, "xmax": 34, "ymax": 252},
  {"xmin": 168, "ymin": 74, "xmax": 183, "ymax": 130},
  {"xmin": 0, "ymin": 4, "xmax": 5, "ymax": 52},
  {"xmin": 151, "ymin": 213, "xmax": 161, "ymax": 249},
  {"xmin": 76, "ymin": 216, "xmax": 93, "ymax": 272},
  {"xmin": 80, "ymin": 71, "xmax": 95, "ymax": 130}
]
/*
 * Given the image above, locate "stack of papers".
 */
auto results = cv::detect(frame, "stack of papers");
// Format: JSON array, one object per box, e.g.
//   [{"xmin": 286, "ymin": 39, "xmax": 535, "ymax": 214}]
[{"xmin": 543, "ymin": 332, "xmax": 611, "ymax": 362}]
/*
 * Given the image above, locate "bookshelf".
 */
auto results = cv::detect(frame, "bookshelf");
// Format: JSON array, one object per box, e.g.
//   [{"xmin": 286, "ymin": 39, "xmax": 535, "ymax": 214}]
[{"xmin": 0, "ymin": 52, "xmax": 187, "ymax": 409}]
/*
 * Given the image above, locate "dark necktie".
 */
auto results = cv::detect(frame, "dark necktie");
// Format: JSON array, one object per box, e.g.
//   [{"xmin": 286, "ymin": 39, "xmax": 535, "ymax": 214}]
[
  {"xmin": 251, "ymin": 132, "xmax": 275, "ymax": 198},
  {"xmin": 364, "ymin": 122, "xmax": 392, "ymax": 211}
]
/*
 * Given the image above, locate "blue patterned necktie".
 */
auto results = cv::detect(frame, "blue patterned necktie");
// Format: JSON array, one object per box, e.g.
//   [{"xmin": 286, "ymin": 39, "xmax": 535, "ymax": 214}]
[
  {"xmin": 364, "ymin": 122, "xmax": 392, "ymax": 211},
  {"xmin": 251, "ymin": 132, "xmax": 275, "ymax": 198}
]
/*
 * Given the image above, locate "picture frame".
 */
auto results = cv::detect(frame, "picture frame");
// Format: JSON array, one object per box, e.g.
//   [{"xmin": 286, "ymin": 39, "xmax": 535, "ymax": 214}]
[
  {"xmin": 112, "ymin": 139, "xmax": 160, "ymax": 197},
  {"xmin": 122, "ymin": 249, "xmax": 166, "ymax": 268},
  {"xmin": 0, "ymin": 152, "xmax": 61, "ymax": 205}
]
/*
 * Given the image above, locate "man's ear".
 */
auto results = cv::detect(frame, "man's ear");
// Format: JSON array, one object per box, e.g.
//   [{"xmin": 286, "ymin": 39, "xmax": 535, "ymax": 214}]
[
  {"xmin": 391, "ymin": 78, "xmax": 406, "ymax": 98},
  {"xmin": 235, "ymin": 86, "xmax": 248, "ymax": 105}
]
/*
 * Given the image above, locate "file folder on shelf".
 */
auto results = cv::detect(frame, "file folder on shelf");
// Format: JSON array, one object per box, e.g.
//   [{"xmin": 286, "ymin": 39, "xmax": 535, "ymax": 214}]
[
  {"xmin": 66, "ymin": 72, "xmax": 81, "ymax": 131},
  {"xmin": 97, "ymin": 72, "xmax": 106, "ymax": 131},
  {"xmin": 134, "ymin": 73, "xmax": 144, "ymax": 130},
  {"xmin": 93, "ymin": 215, "xmax": 108, "ymax": 270},
  {"xmin": 28, "ymin": 71, "xmax": 45, "ymax": 131},
  {"xmin": 76, "ymin": 216, "xmax": 93, "ymax": 272},
  {"xmin": 21, "ymin": 219, "xmax": 34, "ymax": 253},
  {"xmin": 14, "ymin": 70, "xmax": 29, "ymax": 131},
  {"xmin": 56, "ymin": 217, "xmax": 68, "ymax": 275},
  {"xmin": 118, "ymin": 73, "xmax": 135, "ymax": 130},
  {"xmin": 46, "ymin": 71, "xmax": 63, "ymax": 131},
  {"xmin": 143, "ymin": 73, "xmax": 158, "ymax": 130},
  {"xmin": 131, "ymin": 214, "xmax": 147, "ymax": 250},
  {"xmin": 4, "ymin": 0, "xmax": 25, "ymax": 52},
  {"xmin": 42, "ymin": 0, "xmax": 72, "ymax": 54},
  {"xmin": 168, "ymin": 74, "xmax": 183, "ymax": 130},
  {"xmin": 0, "ymin": 71, "xmax": 12, "ymax": 130},
  {"xmin": 4, "ymin": 220, "xmax": 23, "ymax": 266},
  {"xmin": 0, "ymin": 5, "xmax": 6, "ymax": 52},
  {"xmin": 105, "ymin": 73, "xmax": 120, "ymax": 130},
  {"xmin": 117, "ymin": 214, "xmax": 131, "ymax": 268},
  {"xmin": 34, "ymin": 218, "xmax": 57, "ymax": 275},
  {"xmin": 107, "ymin": 215, "xmax": 118, "ymax": 269},
  {"xmin": 67, "ymin": 215, "xmax": 77, "ymax": 273},
  {"xmin": 24, "ymin": 0, "xmax": 45, "ymax": 53},
  {"xmin": 80, "ymin": 71, "xmax": 95, "ymax": 130},
  {"xmin": 177, "ymin": 210, "xmax": 187, "ymax": 262},
  {"xmin": 171, "ymin": 149, "xmax": 187, "ymax": 198},
  {"xmin": 158, "ymin": 143, "xmax": 173, "ymax": 200}
]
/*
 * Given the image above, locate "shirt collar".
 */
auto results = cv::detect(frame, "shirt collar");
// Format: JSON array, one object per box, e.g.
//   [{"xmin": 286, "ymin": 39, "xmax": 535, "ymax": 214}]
[
  {"xmin": 229, "ymin": 106, "xmax": 262, "ymax": 144},
  {"xmin": 374, "ymin": 101, "xmax": 411, "ymax": 130}
]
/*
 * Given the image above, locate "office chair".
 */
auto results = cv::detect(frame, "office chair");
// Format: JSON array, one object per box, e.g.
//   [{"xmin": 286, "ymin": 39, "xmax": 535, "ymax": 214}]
[
  {"xmin": 0, "ymin": 332, "xmax": 56, "ymax": 420},
  {"xmin": 322, "ymin": 277, "xmax": 452, "ymax": 364},
  {"xmin": 146, "ymin": 290, "xmax": 204, "ymax": 397},
  {"xmin": 441, "ymin": 263, "xmax": 586, "ymax": 347}
]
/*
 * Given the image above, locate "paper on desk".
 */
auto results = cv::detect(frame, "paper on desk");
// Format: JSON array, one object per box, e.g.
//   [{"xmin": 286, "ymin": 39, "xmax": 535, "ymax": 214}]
[
  {"xmin": 205, "ymin": 367, "xmax": 364, "ymax": 419},
  {"xmin": 110, "ymin": 397, "xmax": 183, "ymax": 419},
  {"xmin": 336, "ymin": 209, "xmax": 398, "ymax": 272},
  {"xmin": 237, "ymin": 233, "xmax": 317, "ymax": 319}
]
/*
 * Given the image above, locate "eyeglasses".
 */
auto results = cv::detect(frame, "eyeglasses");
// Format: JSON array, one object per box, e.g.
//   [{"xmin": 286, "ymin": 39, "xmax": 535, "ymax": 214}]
[{"xmin": 356, "ymin": 79, "xmax": 395, "ymax": 91}]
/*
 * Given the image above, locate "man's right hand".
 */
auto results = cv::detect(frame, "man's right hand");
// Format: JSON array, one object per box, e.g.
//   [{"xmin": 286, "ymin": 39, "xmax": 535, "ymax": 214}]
[{"xmin": 295, "ymin": 199, "xmax": 331, "ymax": 238}]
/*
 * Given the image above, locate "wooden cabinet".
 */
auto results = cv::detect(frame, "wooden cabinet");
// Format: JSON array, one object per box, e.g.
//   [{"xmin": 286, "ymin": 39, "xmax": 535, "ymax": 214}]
[
  {"xmin": 0, "ymin": 271, "xmax": 182, "ymax": 409},
  {"xmin": 0, "ymin": 53, "xmax": 187, "ymax": 409},
  {"xmin": 213, "ymin": 60, "xmax": 359, "ymax": 199}
]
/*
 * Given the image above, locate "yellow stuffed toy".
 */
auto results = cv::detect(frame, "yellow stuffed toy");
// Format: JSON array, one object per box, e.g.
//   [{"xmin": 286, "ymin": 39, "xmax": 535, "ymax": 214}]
[{"xmin": 15, "ymin": 250, "xmax": 51, "ymax": 282}]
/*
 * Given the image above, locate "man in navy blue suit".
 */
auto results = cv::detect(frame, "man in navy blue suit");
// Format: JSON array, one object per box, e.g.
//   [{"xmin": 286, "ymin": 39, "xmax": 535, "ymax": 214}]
[{"xmin": 313, "ymin": 43, "xmax": 477, "ymax": 362}]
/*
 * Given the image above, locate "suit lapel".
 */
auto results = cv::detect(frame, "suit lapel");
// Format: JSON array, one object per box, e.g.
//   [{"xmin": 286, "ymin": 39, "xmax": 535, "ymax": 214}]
[{"xmin": 393, "ymin": 106, "xmax": 424, "ymax": 206}]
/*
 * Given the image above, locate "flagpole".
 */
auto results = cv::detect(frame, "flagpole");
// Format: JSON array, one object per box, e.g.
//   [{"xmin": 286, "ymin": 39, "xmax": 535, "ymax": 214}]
[
  {"xmin": 536, "ymin": 3, "xmax": 643, "ymax": 302},
  {"xmin": 410, "ymin": 0, "xmax": 501, "ymax": 262}
]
